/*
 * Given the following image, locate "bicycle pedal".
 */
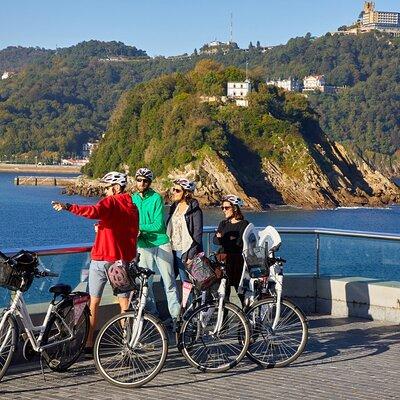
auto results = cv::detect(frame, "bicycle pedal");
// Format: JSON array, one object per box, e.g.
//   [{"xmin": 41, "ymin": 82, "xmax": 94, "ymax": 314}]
[{"xmin": 49, "ymin": 359, "xmax": 61, "ymax": 368}]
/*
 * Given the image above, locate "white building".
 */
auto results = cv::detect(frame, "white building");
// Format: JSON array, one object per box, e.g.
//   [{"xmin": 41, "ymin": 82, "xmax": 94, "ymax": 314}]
[
  {"xmin": 266, "ymin": 78, "xmax": 302, "ymax": 92},
  {"xmin": 199, "ymin": 40, "xmax": 239, "ymax": 55},
  {"xmin": 82, "ymin": 142, "xmax": 98, "ymax": 158},
  {"xmin": 303, "ymin": 75, "xmax": 326, "ymax": 92},
  {"xmin": 337, "ymin": 2, "xmax": 400, "ymax": 37},
  {"xmin": 227, "ymin": 80, "xmax": 252, "ymax": 107},
  {"xmin": 227, "ymin": 80, "xmax": 252, "ymax": 98}
]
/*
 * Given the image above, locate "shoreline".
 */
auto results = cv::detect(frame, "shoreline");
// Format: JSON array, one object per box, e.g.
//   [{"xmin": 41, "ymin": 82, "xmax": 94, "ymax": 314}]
[{"xmin": 0, "ymin": 163, "xmax": 82, "ymax": 174}]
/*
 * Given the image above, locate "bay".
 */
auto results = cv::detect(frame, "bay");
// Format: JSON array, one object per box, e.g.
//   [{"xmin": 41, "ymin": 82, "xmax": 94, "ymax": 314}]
[{"xmin": 1, "ymin": 171, "xmax": 399, "ymax": 306}]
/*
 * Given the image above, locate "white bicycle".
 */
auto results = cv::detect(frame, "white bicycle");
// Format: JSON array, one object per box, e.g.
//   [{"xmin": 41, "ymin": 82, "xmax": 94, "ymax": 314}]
[
  {"xmin": 240, "ymin": 225, "xmax": 309, "ymax": 368},
  {"xmin": 0, "ymin": 250, "xmax": 90, "ymax": 380}
]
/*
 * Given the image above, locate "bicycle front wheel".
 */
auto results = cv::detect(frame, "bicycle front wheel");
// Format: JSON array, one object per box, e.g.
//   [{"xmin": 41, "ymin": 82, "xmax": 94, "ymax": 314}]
[
  {"xmin": 0, "ymin": 314, "xmax": 17, "ymax": 381},
  {"xmin": 42, "ymin": 301, "xmax": 89, "ymax": 371},
  {"xmin": 94, "ymin": 312, "xmax": 168, "ymax": 388},
  {"xmin": 180, "ymin": 301, "xmax": 250, "ymax": 372},
  {"xmin": 246, "ymin": 298, "xmax": 308, "ymax": 368}
]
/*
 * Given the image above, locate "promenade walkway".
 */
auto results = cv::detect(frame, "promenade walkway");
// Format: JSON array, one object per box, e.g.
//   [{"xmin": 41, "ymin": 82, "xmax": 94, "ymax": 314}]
[{"xmin": 1, "ymin": 315, "xmax": 399, "ymax": 400}]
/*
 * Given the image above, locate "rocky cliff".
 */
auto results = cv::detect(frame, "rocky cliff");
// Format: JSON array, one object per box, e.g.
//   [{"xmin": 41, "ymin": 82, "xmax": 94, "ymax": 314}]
[
  {"xmin": 64, "ymin": 143, "xmax": 400, "ymax": 209},
  {"xmin": 70, "ymin": 63, "xmax": 400, "ymax": 209}
]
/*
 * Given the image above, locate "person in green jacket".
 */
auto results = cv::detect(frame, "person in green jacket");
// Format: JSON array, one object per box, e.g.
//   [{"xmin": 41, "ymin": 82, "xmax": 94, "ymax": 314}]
[{"xmin": 132, "ymin": 168, "xmax": 180, "ymax": 324}]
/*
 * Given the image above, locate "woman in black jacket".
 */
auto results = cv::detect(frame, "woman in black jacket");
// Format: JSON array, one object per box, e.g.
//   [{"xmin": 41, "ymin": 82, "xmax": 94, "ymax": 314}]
[
  {"xmin": 166, "ymin": 178, "xmax": 203, "ymax": 283},
  {"xmin": 213, "ymin": 195, "xmax": 249, "ymax": 302}
]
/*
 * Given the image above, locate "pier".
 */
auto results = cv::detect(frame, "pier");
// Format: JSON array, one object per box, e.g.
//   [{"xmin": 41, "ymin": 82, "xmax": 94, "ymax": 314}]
[{"xmin": 14, "ymin": 176, "xmax": 77, "ymax": 186}]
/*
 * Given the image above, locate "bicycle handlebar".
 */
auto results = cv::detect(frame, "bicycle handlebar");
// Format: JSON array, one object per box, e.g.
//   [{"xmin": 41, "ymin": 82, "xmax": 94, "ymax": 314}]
[{"xmin": 35, "ymin": 269, "xmax": 59, "ymax": 278}]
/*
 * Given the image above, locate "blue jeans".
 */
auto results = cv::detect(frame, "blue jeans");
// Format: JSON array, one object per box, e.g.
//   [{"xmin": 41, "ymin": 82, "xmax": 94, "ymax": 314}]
[
  {"xmin": 173, "ymin": 250, "xmax": 193, "ymax": 304},
  {"xmin": 138, "ymin": 243, "xmax": 180, "ymax": 318},
  {"xmin": 173, "ymin": 250, "xmax": 190, "ymax": 283}
]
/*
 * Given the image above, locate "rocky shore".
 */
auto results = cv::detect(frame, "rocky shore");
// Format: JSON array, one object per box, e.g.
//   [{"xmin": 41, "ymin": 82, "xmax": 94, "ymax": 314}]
[{"xmin": 63, "ymin": 142, "xmax": 400, "ymax": 210}]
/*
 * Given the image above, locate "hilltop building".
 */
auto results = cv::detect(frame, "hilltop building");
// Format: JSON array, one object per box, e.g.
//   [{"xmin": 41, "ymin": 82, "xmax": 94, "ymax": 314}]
[
  {"xmin": 199, "ymin": 40, "xmax": 239, "ymax": 55},
  {"xmin": 227, "ymin": 80, "xmax": 252, "ymax": 107},
  {"xmin": 336, "ymin": 2, "xmax": 400, "ymax": 37},
  {"xmin": 266, "ymin": 78, "xmax": 302, "ymax": 92}
]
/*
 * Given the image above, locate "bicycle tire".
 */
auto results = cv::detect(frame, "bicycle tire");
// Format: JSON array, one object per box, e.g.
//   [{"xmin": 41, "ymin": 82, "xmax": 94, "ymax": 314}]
[
  {"xmin": 0, "ymin": 314, "xmax": 17, "ymax": 381},
  {"xmin": 246, "ymin": 298, "xmax": 308, "ymax": 368},
  {"xmin": 94, "ymin": 311, "xmax": 168, "ymax": 388},
  {"xmin": 42, "ymin": 300, "xmax": 89, "ymax": 371},
  {"xmin": 180, "ymin": 301, "xmax": 250, "ymax": 372}
]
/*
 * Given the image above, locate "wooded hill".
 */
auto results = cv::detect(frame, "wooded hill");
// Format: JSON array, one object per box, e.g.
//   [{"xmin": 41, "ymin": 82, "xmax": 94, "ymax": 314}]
[
  {"xmin": 82, "ymin": 61, "xmax": 399, "ymax": 209},
  {"xmin": 0, "ymin": 34, "xmax": 398, "ymax": 171}
]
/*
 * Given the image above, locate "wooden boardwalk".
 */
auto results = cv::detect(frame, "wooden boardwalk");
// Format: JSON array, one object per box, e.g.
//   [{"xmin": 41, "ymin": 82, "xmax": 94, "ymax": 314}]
[{"xmin": 1, "ymin": 315, "xmax": 399, "ymax": 399}]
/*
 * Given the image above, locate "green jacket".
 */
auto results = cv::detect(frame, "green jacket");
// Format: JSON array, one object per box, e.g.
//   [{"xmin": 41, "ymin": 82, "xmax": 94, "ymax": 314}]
[{"xmin": 131, "ymin": 189, "xmax": 170, "ymax": 248}]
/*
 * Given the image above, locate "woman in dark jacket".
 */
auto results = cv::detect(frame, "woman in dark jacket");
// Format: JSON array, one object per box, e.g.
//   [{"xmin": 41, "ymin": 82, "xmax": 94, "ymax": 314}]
[
  {"xmin": 166, "ymin": 178, "xmax": 203, "ymax": 283},
  {"xmin": 213, "ymin": 195, "xmax": 249, "ymax": 302}
]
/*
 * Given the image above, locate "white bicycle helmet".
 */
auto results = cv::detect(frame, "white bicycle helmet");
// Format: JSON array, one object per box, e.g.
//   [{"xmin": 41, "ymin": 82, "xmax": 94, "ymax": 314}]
[
  {"xmin": 222, "ymin": 194, "xmax": 244, "ymax": 207},
  {"xmin": 173, "ymin": 178, "xmax": 196, "ymax": 192},
  {"xmin": 135, "ymin": 167, "xmax": 154, "ymax": 181},
  {"xmin": 100, "ymin": 171, "xmax": 127, "ymax": 187}
]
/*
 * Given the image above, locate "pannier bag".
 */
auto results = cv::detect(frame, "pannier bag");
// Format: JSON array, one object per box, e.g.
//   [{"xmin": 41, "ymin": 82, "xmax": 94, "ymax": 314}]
[
  {"xmin": 71, "ymin": 292, "xmax": 91, "ymax": 325},
  {"xmin": 106, "ymin": 260, "xmax": 139, "ymax": 295},
  {"xmin": 0, "ymin": 250, "xmax": 38, "ymax": 292},
  {"xmin": 186, "ymin": 252, "xmax": 219, "ymax": 290}
]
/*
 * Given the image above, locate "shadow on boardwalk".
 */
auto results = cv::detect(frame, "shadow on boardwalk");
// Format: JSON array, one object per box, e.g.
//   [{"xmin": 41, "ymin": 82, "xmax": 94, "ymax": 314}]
[{"xmin": 1, "ymin": 315, "xmax": 399, "ymax": 400}]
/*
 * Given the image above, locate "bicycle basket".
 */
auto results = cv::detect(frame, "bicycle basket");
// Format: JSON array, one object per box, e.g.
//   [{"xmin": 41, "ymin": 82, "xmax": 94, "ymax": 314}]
[
  {"xmin": 0, "ymin": 250, "xmax": 38, "ymax": 292},
  {"xmin": 186, "ymin": 252, "xmax": 219, "ymax": 290},
  {"xmin": 243, "ymin": 246, "xmax": 268, "ymax": 278},
  {"xmin": 106, "ymin": 260, "xmax": 139, "ymax": 295}
]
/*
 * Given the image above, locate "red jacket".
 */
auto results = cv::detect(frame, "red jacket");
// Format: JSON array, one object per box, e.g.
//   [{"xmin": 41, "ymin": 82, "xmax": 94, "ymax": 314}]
[{"xmin": 69, "ymin": 193, "xmax": 139, "ymax": 262}]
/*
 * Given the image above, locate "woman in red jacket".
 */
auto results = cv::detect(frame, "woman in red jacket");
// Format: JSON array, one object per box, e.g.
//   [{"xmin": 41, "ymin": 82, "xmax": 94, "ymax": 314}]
[{"xmin": 52, "ymin": 171, "xmax": 139, "ymax": 356}]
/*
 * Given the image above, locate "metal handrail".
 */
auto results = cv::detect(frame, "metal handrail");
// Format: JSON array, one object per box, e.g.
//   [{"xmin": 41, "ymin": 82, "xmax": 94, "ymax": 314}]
[
  {"xmin": 203, "ymin": 226, "xmax": 400, "ymax": 241},
  {"xmin": 4, "ymin": 227, "xmax": 400, "ymax": 257}
]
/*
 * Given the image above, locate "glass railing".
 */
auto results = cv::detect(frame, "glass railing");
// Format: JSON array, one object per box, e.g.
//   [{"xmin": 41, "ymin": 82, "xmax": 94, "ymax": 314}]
[{"xmin": 2, "ymin": 227, "xmax": 400, "ymax": 307}]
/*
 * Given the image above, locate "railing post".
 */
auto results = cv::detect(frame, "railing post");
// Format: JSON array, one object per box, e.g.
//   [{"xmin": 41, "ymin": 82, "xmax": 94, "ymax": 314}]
[
  {"xmin": 315, "ymin": 232, "xmax": 320, "ymax": 313},
  {"xmin": 207, "ymin": 232, "xmax": 211, "ymax": 257},
  {"xmin": 315, "ymin": 233, "xmax": 320, "ymax": 278}
]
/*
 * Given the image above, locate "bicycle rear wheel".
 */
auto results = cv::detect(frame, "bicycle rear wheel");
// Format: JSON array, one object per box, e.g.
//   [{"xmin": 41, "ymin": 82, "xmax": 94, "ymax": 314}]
[
  {"xmin": 246, "ymin": 298, "xmax": 308, "ymax": 368},
  {"xmin": 42, "ymin": 300, "xmax": 89, "ymax": 371},
  {"xmin": 180, "ymin": 301, "xmax": 250, "ymax": 372},
  {"xmin": 94, "ymin": 312, "xmax": 168, "ymax": 388},
  {"xmin": 0, "ymin": 314, "xmax": 17, "ymax": 381}
]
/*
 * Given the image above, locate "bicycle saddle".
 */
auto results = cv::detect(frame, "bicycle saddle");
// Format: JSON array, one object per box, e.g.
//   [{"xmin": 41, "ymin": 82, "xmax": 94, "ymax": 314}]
[{"xmin": 49, "ymin": 283, "xmax": 72, "ymax": 296}]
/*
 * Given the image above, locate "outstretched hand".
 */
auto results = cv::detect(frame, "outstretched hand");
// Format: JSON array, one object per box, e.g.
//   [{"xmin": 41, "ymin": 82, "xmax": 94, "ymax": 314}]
[{"xmin": 52, "ymin": 201, "xmax": 67, "ymax": 211}]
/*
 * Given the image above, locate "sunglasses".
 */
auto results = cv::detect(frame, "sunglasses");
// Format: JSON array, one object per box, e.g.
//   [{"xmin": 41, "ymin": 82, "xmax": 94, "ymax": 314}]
[
  {"xmin": 221, "ymin": 206, "xmax": 232, "ymax": 211},
  {"xmin": 136, "ymin": 178, "xmax": 150, "ymax": 183},
  {"xmin": 172, "ymin": 187, "xmax": 183, "ymax": 193}
]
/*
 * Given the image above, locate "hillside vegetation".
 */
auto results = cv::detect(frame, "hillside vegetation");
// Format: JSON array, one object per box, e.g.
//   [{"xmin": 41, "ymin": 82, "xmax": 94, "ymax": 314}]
[
  {"xmin": 0, "ymin": 34, "xmax": 398, "ymax": 167},
  {"xmin": 84, "ymin": 60, "xmax": 316, "ymax": 179}
]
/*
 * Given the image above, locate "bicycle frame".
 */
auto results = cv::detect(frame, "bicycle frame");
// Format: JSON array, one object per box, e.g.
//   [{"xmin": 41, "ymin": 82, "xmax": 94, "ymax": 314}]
[
  {"xmin": 0, "ymin": 290, "xmax": 74, "ymax": 353},
  {"xmin": 127, "ymin": 279, "xmax": 148, "ymax": 349}
]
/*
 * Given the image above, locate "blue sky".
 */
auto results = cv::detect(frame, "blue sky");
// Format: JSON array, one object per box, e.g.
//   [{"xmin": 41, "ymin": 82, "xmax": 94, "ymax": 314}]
[{"xmin": 0, "ymin": 1, "xmax": 398, "ymax": 55}]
